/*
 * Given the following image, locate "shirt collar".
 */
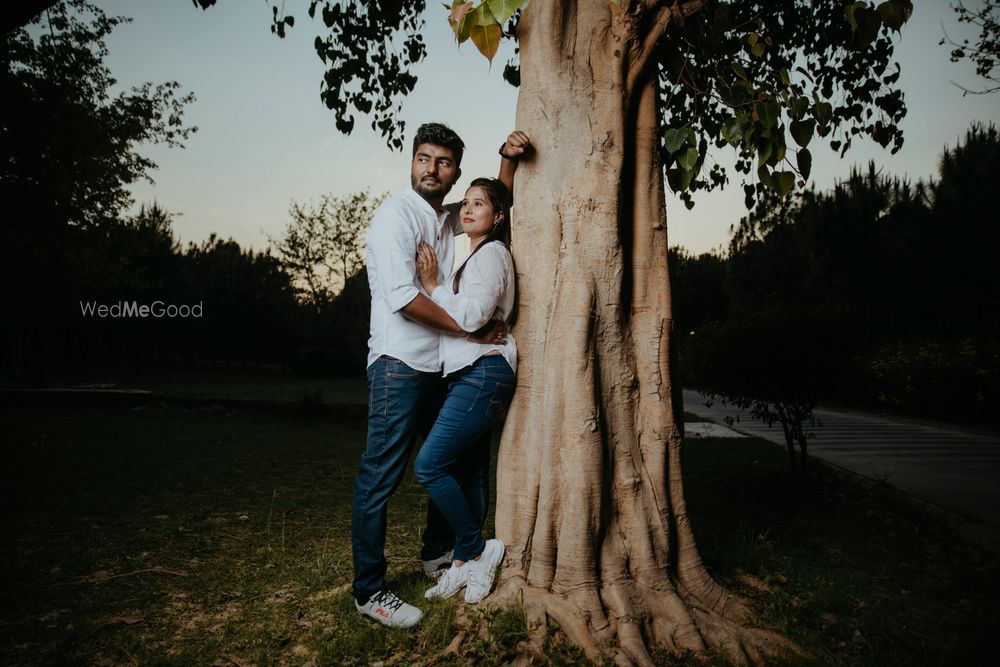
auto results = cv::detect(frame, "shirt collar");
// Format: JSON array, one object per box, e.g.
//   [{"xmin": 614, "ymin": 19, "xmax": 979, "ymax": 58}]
[{"xmin": 404, "ymin": 186, "xmax": 450, "ymax": 225}]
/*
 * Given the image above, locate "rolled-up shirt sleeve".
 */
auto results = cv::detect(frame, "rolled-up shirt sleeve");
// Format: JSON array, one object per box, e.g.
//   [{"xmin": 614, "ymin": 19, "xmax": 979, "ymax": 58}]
[
  {"xmin": 368, "ymin": 203, "xmax": 420, "ymax": 313},
  {"xmin": 430, "ymin": 244, "xmax": 508, "ymax": 332}
]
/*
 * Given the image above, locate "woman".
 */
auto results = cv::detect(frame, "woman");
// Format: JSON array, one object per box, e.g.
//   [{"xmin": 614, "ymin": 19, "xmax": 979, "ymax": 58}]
[{"xmin": 413, "ymin": 175, "xmax": 519, "ymax": 605}]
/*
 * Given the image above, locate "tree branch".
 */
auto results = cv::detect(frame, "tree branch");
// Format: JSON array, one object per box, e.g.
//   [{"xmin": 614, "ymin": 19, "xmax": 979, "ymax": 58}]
[
  {"xmin": 630, "ymin": 0, "xmax": 707, "ymax": 94},
  {"xmin": 1, "ymin": 0, "xmax": 59, "ymax": 34}
]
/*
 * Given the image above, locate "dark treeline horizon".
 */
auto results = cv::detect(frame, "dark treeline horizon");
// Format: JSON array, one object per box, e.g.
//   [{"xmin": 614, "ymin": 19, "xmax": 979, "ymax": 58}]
[
  {"xmin": 672, "ymin": 122, "xmax": 999, "ymax": 423},
  {"xmin": 2, "ymin": 3, "xmax": 995, "ymax": 418}
]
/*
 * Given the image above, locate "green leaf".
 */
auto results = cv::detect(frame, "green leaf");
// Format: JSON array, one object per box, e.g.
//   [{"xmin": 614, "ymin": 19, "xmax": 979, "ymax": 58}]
[
  {"xmin": 718, "ymin": 78, "xmax": 750, "ymax": 106},
  {"xmin": 850, "ymin": 6, "xmax": 883, "ymax": 49},
  {"xmin": 663, "ymin": 127, "xmax": 690, "ymax": 154},
  {"xmin": 772, "ymin": 171, "xmax": 795, "ymax": 197},
  {"xmin": 469, "ymin": 2, "xmax": 497, "ymax": 27},
  {"xmin": 750, "ymin": 42, "xmax": 766, "ymax": 58},
  {"xmin": 756, "ymin": 100, "xmax": 780, "ymax": 129},
  {"xmin": 453, "ymin": 16, "xmax": 472, "ymax": 42},
  {"xmin": 770, "ymin": 139, "xmax": 786, "ymax": 166},
  {"xmin": 814, "ymin": 101, "xmax": 833, "ymax": 127},
  {"xmin": 722, "ymin": 115, "xmax": 747, "ymax": 147},
  {"xmin": 788, "ymin": 96, "xmax": 809, "ymax": 121},
  {"xmin": 731, "ymin": 62, "xmax": 749, "ymax": 82},
  {"xmin": 845, "ymin": 2, "xmax": 865, "ymax": 31},
  {"xmin": 486, "ymin": 0, "xmax": 522, "ymax": 25},
  {"xmin": 876, "ymin": 0, "xmax": 912, "ymax": 31},
  {"xmin": 757, "ymin": 163, "xmax": 773, "ymax": 189},
  {"xmin": 756, "ymin": 137, "xmax": 773, "ymax": 165},
  {"xmin": 678, "ymin": 146, "xmax": 699, "ymax": 171},
  {"xmin": 796, "ymin": 148, "xmax": 812, "ymax": 180},
  {"xmin": 469, "ymin": 23, "xmax": 501, "ymax": 62},
  {"xmin": 790, "ymin": 119, "xmax": 816, "ymax": 148},
  {"xmin": 667, "ymin": 167, "xmax": 694, "ymax": 192}
]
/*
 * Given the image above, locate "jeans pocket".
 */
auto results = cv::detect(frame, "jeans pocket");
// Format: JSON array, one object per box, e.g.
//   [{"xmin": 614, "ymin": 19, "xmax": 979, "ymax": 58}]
[
  {"xmin": 486, "ymin": 381, "xmax": 516, "ymax": 421},
  {"xmin": 387, "ymin": 359, "xmax": 422, "ymax": 379}
]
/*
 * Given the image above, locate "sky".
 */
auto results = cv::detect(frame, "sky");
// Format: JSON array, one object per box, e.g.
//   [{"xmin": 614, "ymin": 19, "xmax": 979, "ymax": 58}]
[{"xmin": 91, "ymin": 1, "xmax": 999, "ymax": 256}]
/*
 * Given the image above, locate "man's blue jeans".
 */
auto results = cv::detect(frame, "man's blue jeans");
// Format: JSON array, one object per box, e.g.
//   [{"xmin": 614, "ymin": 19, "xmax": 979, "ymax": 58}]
[
  {"xmin": 351, "ymin": 356, "xmax": 454, "ymax": 604},
  {"xmin": 414, "ymin": 355, "xmax": 516, "ymax": 562}
]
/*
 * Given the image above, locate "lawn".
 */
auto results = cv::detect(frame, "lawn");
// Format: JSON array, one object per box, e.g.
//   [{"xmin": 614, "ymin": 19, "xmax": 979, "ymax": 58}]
[
  {"xmin": 117, "ymin": 372, "xmax": 369, "ymax": 405},
  {"xmin": 0, "ymin": 400, "xmax": 996, "ymax": 666}
]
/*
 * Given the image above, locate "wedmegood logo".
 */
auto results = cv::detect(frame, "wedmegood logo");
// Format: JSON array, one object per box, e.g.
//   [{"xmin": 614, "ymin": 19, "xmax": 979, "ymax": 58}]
[{"xmin": 79, "ymin": 301, "xmax": 204, "ymax": 318}]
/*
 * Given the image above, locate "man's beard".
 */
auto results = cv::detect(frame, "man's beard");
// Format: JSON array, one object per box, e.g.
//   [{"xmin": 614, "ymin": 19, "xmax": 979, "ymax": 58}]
[{"xmin": 413, "ymin": 176, "xmax": 450, "ymax": 199}]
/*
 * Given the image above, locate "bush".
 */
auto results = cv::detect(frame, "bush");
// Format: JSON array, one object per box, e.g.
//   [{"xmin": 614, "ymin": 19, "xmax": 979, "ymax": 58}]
[{"xmin": 868, "ymin": 338, "xmax": 1000, "ymax": 421}]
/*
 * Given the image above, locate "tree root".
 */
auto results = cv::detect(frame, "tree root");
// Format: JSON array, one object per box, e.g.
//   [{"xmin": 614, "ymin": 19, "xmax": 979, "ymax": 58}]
[{"xmin": 490, "ymin": 572, "xmax": 803, "ymax": 666}]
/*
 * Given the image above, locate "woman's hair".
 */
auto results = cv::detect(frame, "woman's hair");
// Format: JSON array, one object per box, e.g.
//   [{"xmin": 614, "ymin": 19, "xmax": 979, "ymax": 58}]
[{"xmin": 452, "ymin": 177, "xmax": 511, "ymax": 293}]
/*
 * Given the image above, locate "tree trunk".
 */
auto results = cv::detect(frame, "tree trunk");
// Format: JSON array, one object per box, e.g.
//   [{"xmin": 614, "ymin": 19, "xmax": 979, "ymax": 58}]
[{"xmin": 493, "ymin": 2, "xmax": 789, "ymax": 664}]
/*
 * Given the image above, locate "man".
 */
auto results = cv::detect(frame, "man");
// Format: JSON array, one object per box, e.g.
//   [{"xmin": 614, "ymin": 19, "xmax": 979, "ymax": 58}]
[{"xmin": 352, "ymin": 123, "xmax": 525, "ymax": 627}]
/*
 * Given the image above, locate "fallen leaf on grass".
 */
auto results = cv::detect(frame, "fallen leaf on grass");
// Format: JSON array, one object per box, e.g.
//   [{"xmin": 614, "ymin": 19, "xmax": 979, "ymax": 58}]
[
  {"xmin": 105, "ymin": 614, "xmax": 143, "ymax": 626},
  {"xmin": 306, "ymin": 583, "xmax": 350, "ymax": 601},
  {"xmin": 38, "ymin": 609, "xmax": 69, "ymax": 622},
  {"xmin": 290, "ymin": 644, "xmax": 312, "ymax": 658},
  {"xmin": 735, "ymin": 574, "xmax": 771, "ymax": 593}
]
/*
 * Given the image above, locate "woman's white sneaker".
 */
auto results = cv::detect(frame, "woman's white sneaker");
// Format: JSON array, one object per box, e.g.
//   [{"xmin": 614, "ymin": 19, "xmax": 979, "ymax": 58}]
[
  {"xmin": 464, "ymin": 539, "xmax": 505, "ymax": 604},
  {"xmin": 355, "ymin": 589, "xmax": 423, "ymax": 628},
  {"xmin": 424, "ymin": 563, "xmax": 468, "ymax": 599}
]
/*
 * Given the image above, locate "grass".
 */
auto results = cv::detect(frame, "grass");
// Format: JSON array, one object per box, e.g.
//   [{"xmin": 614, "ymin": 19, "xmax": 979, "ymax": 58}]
[
  {"xmin": 0, "ymin": 399, "xmax": 997, "ymax": 666},
  {"xmin": 86, "ymin": 372, "xmax": 370, "ymax": 405}
]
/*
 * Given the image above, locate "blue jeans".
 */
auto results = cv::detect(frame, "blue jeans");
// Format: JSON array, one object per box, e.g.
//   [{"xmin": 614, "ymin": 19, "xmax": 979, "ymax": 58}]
[
  {"xmin": 351, "ymin": 356, "xmax": 454, "ymax": 604},
  {"xmin": 414, "ymin": 355, "xmax": 516, "ymax": 562}
]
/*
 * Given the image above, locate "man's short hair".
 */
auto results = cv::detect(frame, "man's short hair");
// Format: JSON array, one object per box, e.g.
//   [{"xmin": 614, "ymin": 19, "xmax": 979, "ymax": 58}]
[{"xmin": 412, "ymin": 123, "xmax": 465, "ymax": 167}]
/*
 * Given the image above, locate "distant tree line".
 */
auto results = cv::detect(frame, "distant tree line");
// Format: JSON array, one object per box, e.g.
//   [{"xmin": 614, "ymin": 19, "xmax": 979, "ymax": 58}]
[
  {"xmin": 673, "ymin": 122, "xmax": 999, "ymax": 431},
  {"xmin": 0, "ymin": 2, "xmax": 372, "ymax": 384}
]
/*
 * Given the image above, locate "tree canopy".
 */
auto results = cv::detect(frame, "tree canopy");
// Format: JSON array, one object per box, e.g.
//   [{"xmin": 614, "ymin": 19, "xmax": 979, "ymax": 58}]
[
  {"xmin": 194, "ymin": 0, "xmax": 912, "ymax": 209},
  {"xmin": 2, "ymin": 0, "xmax": 196, "ymax": 231},
  {"xmin": 941, "ymin": 0, "xmax": 999, "ymax": 95}
]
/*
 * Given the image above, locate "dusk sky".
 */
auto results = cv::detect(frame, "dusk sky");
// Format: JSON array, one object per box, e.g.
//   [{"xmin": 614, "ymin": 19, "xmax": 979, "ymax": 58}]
[{"xmin": 92, "ymin": 1, "xmax": 999, "ymax": 256}]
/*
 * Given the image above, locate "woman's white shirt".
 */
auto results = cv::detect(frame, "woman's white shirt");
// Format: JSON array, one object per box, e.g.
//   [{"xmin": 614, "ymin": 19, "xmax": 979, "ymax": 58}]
[{"xmin": 430, "ymin": 241, "xmax": 517, "ymax": 376}]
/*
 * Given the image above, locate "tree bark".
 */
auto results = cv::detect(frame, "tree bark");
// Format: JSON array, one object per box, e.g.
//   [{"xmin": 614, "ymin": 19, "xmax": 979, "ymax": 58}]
[{"xmin": 493, "ymin": 2, "xmax": 791, "ymax": 664}]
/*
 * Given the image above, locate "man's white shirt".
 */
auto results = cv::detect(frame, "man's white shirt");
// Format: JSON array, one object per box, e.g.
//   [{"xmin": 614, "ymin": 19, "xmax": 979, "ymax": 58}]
[{"xmin": 365, "ymin": 187, "xmax": 462, "ymax": 372}]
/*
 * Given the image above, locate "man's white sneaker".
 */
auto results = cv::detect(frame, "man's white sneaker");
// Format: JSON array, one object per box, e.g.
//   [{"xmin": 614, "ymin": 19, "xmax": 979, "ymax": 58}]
[
  {"xmin": 355, "ymin": 589, "xmax": 423, "ymax": 628},
  {"xmin": 464, "ymin": 539, "xmax": 505, "ymax": 604},
  {"xmin": 421, "ymin": 549, "xmax": 454, "ymax": 579},
  {"xmin": 424, "ymin": 563, "xmax": 469, "ymax": 600}
]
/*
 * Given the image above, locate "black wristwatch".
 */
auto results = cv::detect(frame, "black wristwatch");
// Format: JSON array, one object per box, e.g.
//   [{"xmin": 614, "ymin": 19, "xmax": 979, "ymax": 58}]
[{"xmin": 499, "ymin": 143, "xmax": 519, "ymax": 160}]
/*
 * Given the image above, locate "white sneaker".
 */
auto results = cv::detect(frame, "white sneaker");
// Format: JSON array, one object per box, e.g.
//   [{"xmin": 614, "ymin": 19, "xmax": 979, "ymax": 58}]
[
  {"xmin": 424, "ymin": 563, "xmax": 469, "ymax": 600},
  {"xmin": 355, "ymin": 589, "xmax": 423, "ymax": 628},
  {"xmin": 464, "ymin": 539, "xmax": 505, "ymax": 604},
  {"xmin": 421, "ymin": 549, "xmax": 454, "ymax": 579}
]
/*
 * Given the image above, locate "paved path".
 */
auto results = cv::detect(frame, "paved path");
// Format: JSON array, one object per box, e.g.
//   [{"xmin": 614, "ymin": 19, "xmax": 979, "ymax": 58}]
[{"xmin": 682, "ymin": 389, "xmax": 1000, "ymax": 535}]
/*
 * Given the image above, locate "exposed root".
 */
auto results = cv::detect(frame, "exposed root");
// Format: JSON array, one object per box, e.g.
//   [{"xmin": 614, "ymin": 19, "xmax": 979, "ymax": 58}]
[{"xmin": 491, "ymin": 573, "xmax": 802, "ymax": 667}]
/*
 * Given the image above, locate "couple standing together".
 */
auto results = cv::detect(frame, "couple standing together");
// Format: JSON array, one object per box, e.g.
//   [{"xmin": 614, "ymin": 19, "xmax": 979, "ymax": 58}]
[{"xmin": 351, "ymin": 123, "xmax": 531, "ymax": 628}]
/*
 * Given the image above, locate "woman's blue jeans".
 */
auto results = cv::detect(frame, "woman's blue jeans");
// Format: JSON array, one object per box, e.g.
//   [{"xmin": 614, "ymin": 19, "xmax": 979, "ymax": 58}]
[{"xmin": 414, "ymin": 355, "xmax": 516, "ymax": 562}]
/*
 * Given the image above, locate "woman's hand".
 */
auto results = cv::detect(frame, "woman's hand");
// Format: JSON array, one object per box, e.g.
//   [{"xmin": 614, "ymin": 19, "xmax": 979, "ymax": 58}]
[{"xmin": 417, "ymin": 242, "xmax": 439, "ymax": 293}]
